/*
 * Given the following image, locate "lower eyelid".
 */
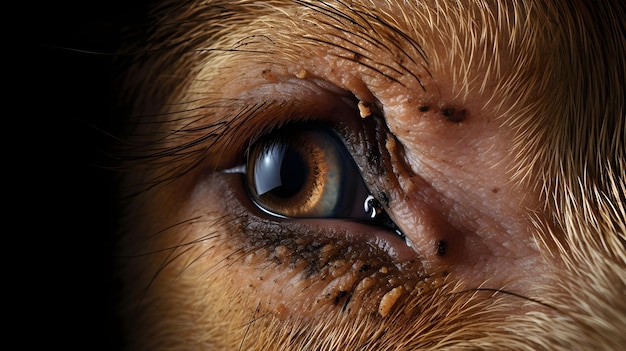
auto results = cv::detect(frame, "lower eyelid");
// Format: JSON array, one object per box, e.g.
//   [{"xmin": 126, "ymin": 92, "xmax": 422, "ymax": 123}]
[
  {"xmin": 200, "ymin": 172, "xmax": 415, "ymax": 263},
  {"xmin": 189, "ymin": 171, "xmax": 436, "ymax": 319}
]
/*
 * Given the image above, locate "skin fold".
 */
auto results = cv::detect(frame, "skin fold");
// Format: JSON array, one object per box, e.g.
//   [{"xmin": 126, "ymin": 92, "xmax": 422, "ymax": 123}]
[{"xmin": 107, "ymin": 0, "xmax": 625, "ymax": 350}]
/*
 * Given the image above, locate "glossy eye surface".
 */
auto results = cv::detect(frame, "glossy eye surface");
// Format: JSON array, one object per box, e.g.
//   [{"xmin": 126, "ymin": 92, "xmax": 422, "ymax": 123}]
[{"xmin": 246, "ymin": 124, "xmax": 374, "ymax": 221}]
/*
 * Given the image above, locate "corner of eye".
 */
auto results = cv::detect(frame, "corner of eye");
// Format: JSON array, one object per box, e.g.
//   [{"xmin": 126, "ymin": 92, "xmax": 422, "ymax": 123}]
[{"xmin": 220, "ymin": 164, "xmax": 246, "ymax": 174}]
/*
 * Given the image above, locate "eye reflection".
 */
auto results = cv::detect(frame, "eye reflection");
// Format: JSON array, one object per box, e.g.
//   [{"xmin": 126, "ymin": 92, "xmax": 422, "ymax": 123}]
[{"xmin": 246, "ymin": 124, "xmax": 372, "ymax": 220}]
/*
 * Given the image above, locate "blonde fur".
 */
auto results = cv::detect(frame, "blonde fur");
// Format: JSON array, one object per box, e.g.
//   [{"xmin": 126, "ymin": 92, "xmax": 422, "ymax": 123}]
[{"xmin": 114, "ymin": 1, "xmax": 626, "ymax": 350}]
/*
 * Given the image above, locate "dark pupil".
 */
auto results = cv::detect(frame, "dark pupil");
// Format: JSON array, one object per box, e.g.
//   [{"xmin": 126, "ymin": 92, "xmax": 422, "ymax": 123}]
[
  {"xmin": 253, "ymin": 143, "xmax": 310, "ymax": 199},
  {"xmin": 274, "ymin": 148, "xmax": 309, "ymax": 198}
]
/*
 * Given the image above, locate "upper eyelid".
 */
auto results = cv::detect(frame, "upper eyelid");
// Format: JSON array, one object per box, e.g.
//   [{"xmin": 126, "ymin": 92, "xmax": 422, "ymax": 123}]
[{"xmin": 193, "ymin": 81, "xmax": 360, "ymax": 171}]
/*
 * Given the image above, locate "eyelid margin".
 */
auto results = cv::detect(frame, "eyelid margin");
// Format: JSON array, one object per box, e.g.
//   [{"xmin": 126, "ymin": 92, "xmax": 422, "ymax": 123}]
[{"xmin": 221, "ymin": 122, "xmax": 406, "ymax": 239}]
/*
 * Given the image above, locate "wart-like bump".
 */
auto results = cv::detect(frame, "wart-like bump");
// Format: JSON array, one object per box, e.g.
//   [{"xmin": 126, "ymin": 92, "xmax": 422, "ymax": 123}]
[
  {"xmin": 378, "ymin": 286, "xmax": 404, "ymax": 317},
  {"xmin": 358, "ymin": 101, "xmax": 372, "ymax": 118}
]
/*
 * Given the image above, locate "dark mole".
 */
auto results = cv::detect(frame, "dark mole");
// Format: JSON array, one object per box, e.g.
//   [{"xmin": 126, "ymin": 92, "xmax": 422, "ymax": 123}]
[
  {"xmin": 334, "ymin": 290, "xmax": 348, "ymax": 305},
  {"xmin": 418, "ymin": 105, "xmax": 430, "ymax": 112},
  {"xmin": 353, "ymin": 52, "xmax": 362, "ymax": 61},
  {"xmin": 441, "ymin": 107, "xmax": 468, "ymax": 123},
  {"xmin": 261, "ymin": 69, "xmax": 273, "ymax": 80},
  {"xmin": 491, "ymin": 188, "xmax": 499, "ymax": 194},
  {"xmin": 436, "ymin": 240, "xmax": 448, "ymax": 257}
]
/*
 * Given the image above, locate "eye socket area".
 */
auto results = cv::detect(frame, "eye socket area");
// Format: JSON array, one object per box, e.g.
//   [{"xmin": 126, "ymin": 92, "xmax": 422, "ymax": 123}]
[
  {"xmin": 243, "ymin": 123, "xmax": 400, "ymax": 233},
  {"xmin": 247, "ymin": 124, "xmax": 369, "ymax": 219}
]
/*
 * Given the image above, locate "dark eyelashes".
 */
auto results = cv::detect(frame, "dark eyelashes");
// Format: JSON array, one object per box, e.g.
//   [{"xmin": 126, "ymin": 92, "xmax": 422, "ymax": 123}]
[{"xmin": 113, "ymin": 97, "xmax": 326, "ymax": 198}]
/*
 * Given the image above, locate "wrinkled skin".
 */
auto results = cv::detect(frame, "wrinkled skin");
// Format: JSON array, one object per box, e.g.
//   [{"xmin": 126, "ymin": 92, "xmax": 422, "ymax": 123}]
[{"xmin": 103, "ymin": 0, "xmax": 625, "ymax": 350}]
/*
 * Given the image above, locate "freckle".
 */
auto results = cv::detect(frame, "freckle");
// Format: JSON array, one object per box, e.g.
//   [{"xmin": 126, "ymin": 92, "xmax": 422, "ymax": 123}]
[
  {"xmin": 418, "ymin": 105, "xmax": 430, "ymax": 112},
  {"xmin": 436, "ymin": 240, "xmax": 448, "ymax": 257},
  {"xmin": 379, "ymin": 266, "xmax": 388, "ymax": 274},
  {"xmin": 261, "ymin": 69, "xmax": 273, "ymax": 80},
  {"xmin": 441, "ymin": 107, "xmax": 468, "ymax": 123},
  {"xmin": 296, "ymin": 69, "xmax": 308, "ymax": 79},
  {"xmin": 354, "ymin": 52, "xmax": 362, "ymax": 61},
  {"xmin": 378, "ymin": 286, "xmax": 404, "ymax": 317},
  {"xmin": 358, "ymin": 101, "xmax": 372, "ymax": 118},
  {"xmin": 491, "ymin": 187, "xmax": 499, "ymax": 194}
]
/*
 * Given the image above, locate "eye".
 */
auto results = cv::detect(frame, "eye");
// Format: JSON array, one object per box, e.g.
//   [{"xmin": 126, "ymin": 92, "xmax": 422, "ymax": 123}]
[
  {"xmin": 247, "ymin": 124, "xmax": 368, "ymax": 219},
  {"xmin": 240, "ymin": 123, "xmax": 402, "ymax": 235}
]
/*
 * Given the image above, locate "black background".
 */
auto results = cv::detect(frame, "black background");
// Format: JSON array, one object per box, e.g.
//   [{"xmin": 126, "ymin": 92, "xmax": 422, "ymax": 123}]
[{"xmin": 27, "ymin": 1, "xmax": 155, "ymax": 349}]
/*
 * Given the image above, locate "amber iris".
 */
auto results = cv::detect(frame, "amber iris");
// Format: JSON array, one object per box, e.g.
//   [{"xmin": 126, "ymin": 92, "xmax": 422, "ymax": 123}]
[{"xmin": 246, "ymin": 124, "xmax": 372, "ymax": 219}]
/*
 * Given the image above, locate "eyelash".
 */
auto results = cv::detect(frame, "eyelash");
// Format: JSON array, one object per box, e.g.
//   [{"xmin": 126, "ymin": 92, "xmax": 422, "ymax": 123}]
[{"xmin": 222, "ymin": 118, "xmax": 404, "ymax": 238}]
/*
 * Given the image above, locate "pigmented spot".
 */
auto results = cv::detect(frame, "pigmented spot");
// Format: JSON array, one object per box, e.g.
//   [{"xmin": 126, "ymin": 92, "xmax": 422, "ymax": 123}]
[
  {"xmin": 441, "ymin": 107, "xmax": 468, "ymax": 123},
  {"xmin": 261, "ymin": 69, "xmax": 273, "ymax": 80},
  {"xmin": 436, "ymin": 240, "xmax": 448, "ymax": 257},
  {"xmin": 491, "ymin": 187, "xmax": 499, "ymax": 194},
  {"xmin": 334, "ymin": 290, "xmax": 348, "ymax": 305},
  {"xmin": 418, "ymin": 105, "xmax": 430, "ymax": 112}
]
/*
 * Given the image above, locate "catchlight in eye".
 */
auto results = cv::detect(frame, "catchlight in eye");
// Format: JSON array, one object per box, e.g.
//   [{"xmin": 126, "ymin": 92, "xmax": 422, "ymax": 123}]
[{"xmin": 224, "ymin": 124, "xmax": 404, "ymax": 238}]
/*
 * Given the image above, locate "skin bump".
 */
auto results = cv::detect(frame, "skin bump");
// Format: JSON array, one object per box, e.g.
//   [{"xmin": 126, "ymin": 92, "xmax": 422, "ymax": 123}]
[{"xmin": 98, "ymin": 0, "xmax": 626, "ymax": 350}]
